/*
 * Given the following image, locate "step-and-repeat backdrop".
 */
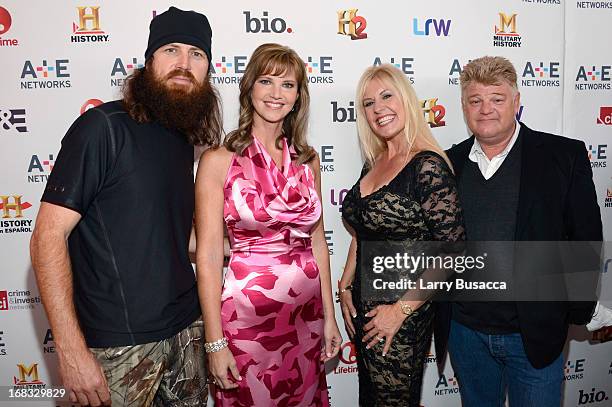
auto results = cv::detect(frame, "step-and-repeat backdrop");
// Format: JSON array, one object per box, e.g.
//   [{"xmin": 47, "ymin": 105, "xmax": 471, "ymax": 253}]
[{"xmin": 1, "ymin": 1, "xmax": 611, "ymax": 406}]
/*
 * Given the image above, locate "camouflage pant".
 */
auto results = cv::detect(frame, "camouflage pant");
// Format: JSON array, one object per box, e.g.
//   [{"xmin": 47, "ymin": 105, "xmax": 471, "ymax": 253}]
[{"xmin": 90, "ymin": 318, "xmax": 208, "ymax": 407}]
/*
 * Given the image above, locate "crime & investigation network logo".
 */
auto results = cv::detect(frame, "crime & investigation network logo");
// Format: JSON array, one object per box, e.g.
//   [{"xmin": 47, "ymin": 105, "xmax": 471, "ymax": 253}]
[
  {"xmin": 27, "ymin": 154, "xmax": 55, "ymax": 183},
  {"xmin": 110, "ymin": 57, "xmax": 144, "ymax": 87},
  {"xmin": 521, "ymin": 61, "xmax": 560, "ymax": 87},
  {"xmin": 493, "ymin": 12, "xmax": 521, "ymax": 48},
  {"xmin": 372, "ymin": 57, "xmax": 415, "ymax": 83},
  {"xmin": 0, "ymin": 195, "xmax": 33, "ymax": 234},
  {"xmin": 20, "ymin": 59, "xmax": 71, "ymax": 90},
  {"xmin": 575, "ymin": 65, "xmax": 611, "ymax": 91},
  {"xmin": 71, "ymin": 6, "xmax": 109, "ymax": 43},
  {"xmin": 0, "ymin": 108, "xmax": 27, "ymax": 134},
  {"xmin": 337, "ymin": 9, "xmax": 367, "ymax": 40},
  {"xmin": 0, "ymin": 6, "xmax": 19, "ymax": 47},
  {"xmin": 0, "ymin": 289, "xmax": 41, "ymax": 311},
  {"xmin": 598, "ymin": 107, "xmax": 612, "ymax": 125}
]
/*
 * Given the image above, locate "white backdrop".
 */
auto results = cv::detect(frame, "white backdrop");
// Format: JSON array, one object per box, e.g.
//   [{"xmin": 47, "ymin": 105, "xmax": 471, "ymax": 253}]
[{"xmin": 1, "ymin": 1, "xmax": 611, "ymax": 406}]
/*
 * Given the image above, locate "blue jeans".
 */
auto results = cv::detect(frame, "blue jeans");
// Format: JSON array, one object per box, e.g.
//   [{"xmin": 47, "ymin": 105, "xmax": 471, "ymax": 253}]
[{"xmin": 448, "ymin": 320, "xmax": 563, "ymax": 407}]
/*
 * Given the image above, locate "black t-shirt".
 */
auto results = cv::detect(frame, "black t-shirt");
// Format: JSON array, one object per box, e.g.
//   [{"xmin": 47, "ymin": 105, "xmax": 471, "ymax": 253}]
[{"xmin": 42, "ymin": 101, "xmax": 200, "ymax": 347}]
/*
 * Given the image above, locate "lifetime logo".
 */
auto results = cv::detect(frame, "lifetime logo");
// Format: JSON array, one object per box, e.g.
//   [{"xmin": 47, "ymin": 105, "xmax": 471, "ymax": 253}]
[
  {"xmin": 413, "ymin": 18, "xmax": 451, "ymax": 36},
  {"xmin": 0, "ymin": 109, "xmax": 27, "ymax": 133},
  {"xmin": 244, "ymin": 11, "xmax": 292, "ymax": 33},
  {"xmin": 81, "ymin": 98, "xmax": 103, "ymax": 115},
  {"xmin": 71, "ymin": 6, "xmax": 109, "ymax": 43},
  {"xmin": 337, "ymin": 9, "xmax": 367, "ymax": 40},
  {"xmin": 0, "ymin": 195, "xmax": 32, "ymax": 218},
  {"xmin": 598, "ymin": 107, "xmax": 612, "ymax": 125},
  {"xmin": 0, "ymin": 6, "xmax": 19, "ymax": 47}
]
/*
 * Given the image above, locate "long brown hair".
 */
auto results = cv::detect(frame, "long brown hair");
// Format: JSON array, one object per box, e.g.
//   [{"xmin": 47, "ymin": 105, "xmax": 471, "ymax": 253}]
[
  {"xmin": 224, "ymin": 43, "xmax": 315, "ymax": 164},
  {"xmin": 121, "ymin": 61, "xmax": 223, "ymax": 147}
]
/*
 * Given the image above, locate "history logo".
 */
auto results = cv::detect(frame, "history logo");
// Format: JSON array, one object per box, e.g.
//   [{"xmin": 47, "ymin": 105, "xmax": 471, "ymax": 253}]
[
  {"xmin": 71, "ymin": 6, "xmax": 109, "ymax": 43},
  {"xmin": 0, "ymin": 195, "xmax": 33, "ymax": 234},
  {"xmin": 337, "ymin": 9, "xmax": 367, "ymax": 40},
  {"xmin": 493, "ymin": 12, "xmax": 521, "ymax": 47},
  {"xmin": 421, "ymin": 98, "xmax": 446, "ymax": 128}
]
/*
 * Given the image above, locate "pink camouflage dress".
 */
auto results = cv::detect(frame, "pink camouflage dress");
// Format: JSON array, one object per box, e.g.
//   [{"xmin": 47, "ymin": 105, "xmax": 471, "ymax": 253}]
[{"xmin": 216, "ymin": 136, "xmax": 329, "ymax": 406}]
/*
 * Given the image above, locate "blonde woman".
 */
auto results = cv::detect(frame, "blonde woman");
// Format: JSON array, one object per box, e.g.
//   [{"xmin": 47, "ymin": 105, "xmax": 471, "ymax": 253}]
[
  {"xmin": 338, "ymin": 64, "xmax": 465, "ymax": 406},
  {"xmin": 195, "ymin": 43, "xmax": 341, "ymax": 406}
]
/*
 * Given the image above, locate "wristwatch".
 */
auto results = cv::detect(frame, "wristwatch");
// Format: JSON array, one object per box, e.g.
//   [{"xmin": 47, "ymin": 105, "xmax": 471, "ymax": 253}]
[{"xmin": 398, "ymin": 301, "xmax": 414, "ymax": 316}]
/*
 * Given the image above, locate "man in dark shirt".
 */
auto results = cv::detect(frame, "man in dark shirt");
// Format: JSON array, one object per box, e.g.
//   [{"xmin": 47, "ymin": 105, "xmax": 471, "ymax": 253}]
[
  {"xmin": 435, "ymin": 56, "xmax": 603, "ymax": 407},
  {"xmin": 30, "ymin": 7, "xmax": 221, "ymax": 406}
]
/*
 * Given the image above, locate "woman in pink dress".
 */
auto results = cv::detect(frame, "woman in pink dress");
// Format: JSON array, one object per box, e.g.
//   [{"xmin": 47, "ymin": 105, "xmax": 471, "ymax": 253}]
[{"xmin": 195, "ymin": 43, "xmax": 342, "ymax": 406}]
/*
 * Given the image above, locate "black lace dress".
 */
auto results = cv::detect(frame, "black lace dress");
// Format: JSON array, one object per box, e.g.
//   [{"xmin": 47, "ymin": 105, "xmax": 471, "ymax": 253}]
[{"xmin": 341, "ymin": 151, "xmax": 465, "ymax": 407}]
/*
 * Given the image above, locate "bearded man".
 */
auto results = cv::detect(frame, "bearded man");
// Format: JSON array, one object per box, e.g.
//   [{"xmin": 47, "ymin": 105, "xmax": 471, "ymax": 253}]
[{"xmin": 30, "ymin": 7, "xmax": 221, "ymax": 406}]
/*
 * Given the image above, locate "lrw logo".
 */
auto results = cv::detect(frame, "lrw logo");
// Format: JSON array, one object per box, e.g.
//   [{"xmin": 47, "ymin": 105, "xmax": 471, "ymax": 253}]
[
  {"xmin": 578, "ymin": 388, "xmax": 609, "ymax": 404},
  {"xmin": 244, "ymin": 11, "xmax": 292, "ymax": 33},
  {"xmin": 413, "ymin": 18, "xmax": 451, "ymax": 36}
]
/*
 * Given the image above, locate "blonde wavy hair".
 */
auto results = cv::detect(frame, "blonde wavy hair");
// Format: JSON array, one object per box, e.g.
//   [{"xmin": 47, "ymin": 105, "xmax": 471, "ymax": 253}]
[
  {"xmin": 355, "ymin": 64, "xmax": 452, "ymax": 170},
  {"xmin": 460, "ymin": 56, "xmax": 518, "ymax": 99},
  {"xmin": 224, "ymin": 43, "xmax": 315, "ymax": 164}
]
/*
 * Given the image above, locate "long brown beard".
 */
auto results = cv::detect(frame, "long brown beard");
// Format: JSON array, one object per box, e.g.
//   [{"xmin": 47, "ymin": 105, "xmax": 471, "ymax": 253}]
[{"xmin": 122, "ymin": 67, "xmax": 222, "ymax": 146}]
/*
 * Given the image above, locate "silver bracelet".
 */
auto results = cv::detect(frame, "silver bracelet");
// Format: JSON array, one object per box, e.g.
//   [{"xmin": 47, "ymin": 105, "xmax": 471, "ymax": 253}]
[{"xmin": 205, "ymin": 337, "xmax": 229, "ymax": 353}]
